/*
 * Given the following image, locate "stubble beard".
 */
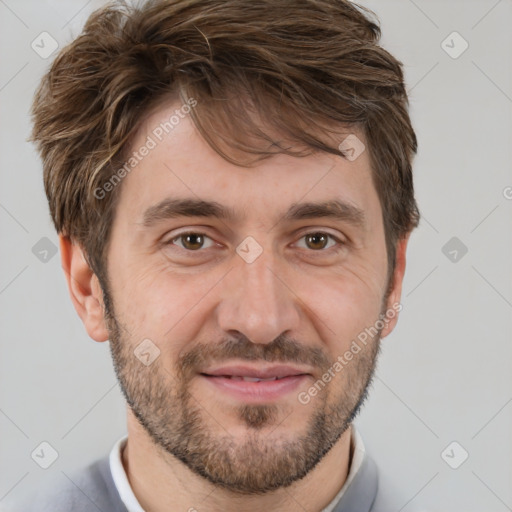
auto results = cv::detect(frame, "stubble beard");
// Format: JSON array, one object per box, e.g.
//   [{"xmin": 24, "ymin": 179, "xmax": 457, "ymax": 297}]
[{"xmin": 104, "ymin": 294, "xmax": 383, "ymax": 494}]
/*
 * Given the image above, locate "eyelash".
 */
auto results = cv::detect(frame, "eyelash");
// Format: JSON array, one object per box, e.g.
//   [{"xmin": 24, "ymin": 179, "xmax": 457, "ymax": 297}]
[{"xmin": 166, "ymin": 231, "xmax": 346, "ymax": 254}]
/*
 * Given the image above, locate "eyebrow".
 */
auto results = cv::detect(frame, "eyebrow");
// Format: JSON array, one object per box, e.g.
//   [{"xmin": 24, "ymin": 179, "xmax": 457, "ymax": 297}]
[{"xmin": 140, "ymin": 197, "xmax": 366, "ymax": 230}]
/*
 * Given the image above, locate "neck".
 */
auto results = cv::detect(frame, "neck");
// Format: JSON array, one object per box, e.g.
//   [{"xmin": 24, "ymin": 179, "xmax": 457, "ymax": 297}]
[{"xmin": 122, "ymin": 408, "xmax": 353, "ymax": 512}]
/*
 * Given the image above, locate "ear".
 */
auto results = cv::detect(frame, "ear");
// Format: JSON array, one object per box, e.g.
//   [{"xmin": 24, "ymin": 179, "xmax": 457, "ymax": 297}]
[
  {"xmin": 380, "ymin": 233, "xmax": 411, "ymax": 339},
  {"xmin": 59, "ymin": 235, "xmax": 109, "ymax": 342}
]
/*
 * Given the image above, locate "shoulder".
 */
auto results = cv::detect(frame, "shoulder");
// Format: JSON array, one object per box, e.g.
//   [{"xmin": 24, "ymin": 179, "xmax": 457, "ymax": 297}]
[
  {"xmin": 369, "ymin": 456, "xmax": 433, "ymax": 512},
  {"xmin": 10, "ymin": 456, "xmax": 127, "ymax": 512}
]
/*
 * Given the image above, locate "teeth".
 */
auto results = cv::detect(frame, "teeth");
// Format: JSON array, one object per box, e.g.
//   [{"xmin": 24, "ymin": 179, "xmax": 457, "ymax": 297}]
[
  {"xmin": 228, "ymin": 376, "xmax": 279, "ymax": 382},
  {"xmin": 243, "ymin": 376, "xmax": 278, "ymax": 382}
]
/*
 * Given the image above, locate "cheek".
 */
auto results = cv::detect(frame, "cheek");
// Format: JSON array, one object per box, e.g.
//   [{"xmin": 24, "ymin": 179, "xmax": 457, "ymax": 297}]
[
  {"xmin": 295, "ymin": 264, "xmax": 385, "ymax": 349},
  {"xmin": 107, "ymin": 261, "xmax": 169, "ymax": 339},
  {"xmin": 112, "ymin": 262, "xmax": 216, "ymax": 352}
]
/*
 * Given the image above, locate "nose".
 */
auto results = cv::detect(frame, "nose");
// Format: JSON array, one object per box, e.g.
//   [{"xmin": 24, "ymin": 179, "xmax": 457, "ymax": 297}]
[{"xmin": 216, "ymin": 244, "xmax": 301, "ymax": 345}]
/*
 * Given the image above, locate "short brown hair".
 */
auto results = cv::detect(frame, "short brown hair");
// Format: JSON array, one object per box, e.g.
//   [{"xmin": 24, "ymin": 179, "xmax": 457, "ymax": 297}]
[{"xmin": 31, "ymin": 0, "xmax": 420, "ymax": 288}]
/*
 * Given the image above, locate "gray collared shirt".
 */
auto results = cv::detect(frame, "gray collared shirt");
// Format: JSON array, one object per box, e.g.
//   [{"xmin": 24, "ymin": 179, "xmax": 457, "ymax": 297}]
[{"xmin": 12, "ymin": 430, "xmax": 427, "ymax": 512}]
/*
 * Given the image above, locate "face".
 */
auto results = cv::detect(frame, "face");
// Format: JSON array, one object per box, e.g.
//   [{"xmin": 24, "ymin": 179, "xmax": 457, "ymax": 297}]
[{"xmin": 100, "ymin": 99, "xmax": 403, "ymax": 494}]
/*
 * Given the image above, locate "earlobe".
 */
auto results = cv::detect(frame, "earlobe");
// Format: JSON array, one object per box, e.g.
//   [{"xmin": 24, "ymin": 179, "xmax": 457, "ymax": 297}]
[
  {"xmin": 380, "ymin": 233, "xmax": 410, "ymax": 339},
  {"xmin": 59, "ymin": 235, "xmax": 110, "ymax": 342}
]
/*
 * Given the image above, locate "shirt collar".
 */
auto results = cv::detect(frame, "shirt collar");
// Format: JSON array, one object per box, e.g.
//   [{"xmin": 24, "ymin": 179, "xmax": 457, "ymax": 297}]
[
  {"xmin": 109, "ymin": 436, "xmax": 145, "ymax": 512},
  {"xmin": 321, "ymin": 425, "xmax": 366, "ymax": 512},
  {"xmin": 109, "ymin": 424, "xmax": 366, "ymax": 512}
]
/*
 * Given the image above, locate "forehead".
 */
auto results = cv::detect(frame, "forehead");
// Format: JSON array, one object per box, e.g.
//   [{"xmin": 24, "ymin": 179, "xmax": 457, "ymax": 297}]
[{"xmin": 115, "ymin": 99, "xmax": 381, "ymax": 229}]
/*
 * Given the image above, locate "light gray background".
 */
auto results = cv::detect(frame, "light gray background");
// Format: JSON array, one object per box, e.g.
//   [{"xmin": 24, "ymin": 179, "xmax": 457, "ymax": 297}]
[{"xmin": 1, "ymin": 1, "xmax": 511, "ymax": 510}]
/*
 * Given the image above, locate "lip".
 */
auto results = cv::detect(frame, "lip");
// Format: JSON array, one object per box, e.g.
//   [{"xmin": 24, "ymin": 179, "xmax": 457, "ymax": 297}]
[
  {"xmin": 199, "ymin": 364, "xmax": 312, "ymax": 402},
  {"xmin": 201, "ymin": 364, "xmax": 311, "ymax": 380}
]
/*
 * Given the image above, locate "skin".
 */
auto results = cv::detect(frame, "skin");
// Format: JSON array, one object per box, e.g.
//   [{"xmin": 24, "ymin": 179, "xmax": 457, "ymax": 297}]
[{"xmin": 60, "ymin": 99, "xmax": 409, "ymax": 512}]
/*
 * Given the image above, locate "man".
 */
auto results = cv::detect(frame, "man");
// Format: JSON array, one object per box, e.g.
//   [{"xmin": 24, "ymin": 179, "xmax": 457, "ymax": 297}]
[{"xmin": 20, "ymin": 0, "xmax": 421, "ymax": 510}]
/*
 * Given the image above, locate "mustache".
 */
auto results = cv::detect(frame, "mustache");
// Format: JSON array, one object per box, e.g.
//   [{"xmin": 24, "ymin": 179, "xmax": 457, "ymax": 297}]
[{"xmin": 177, "ymin": 332, "xmax": 331, "ymax": 379}]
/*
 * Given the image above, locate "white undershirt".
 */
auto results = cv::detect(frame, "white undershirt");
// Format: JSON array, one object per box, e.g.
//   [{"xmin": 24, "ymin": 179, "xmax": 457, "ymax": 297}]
[{"xmin": 109, "ymin": 425, "xmax": 366, "ymax": 512}]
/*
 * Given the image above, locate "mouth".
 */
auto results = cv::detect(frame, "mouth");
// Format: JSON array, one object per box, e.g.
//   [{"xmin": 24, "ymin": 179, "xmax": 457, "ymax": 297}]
[
  {"xmin": 208, "ymin": 375, "xmax": 288, "ymax": 382},
  {"xmin": 199, "ymin": 364, "xmax": 312, "ymax": 402}
]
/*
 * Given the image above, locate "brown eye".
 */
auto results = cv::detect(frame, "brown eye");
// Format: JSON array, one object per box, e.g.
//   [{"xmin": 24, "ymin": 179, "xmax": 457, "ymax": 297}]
[
  {"xmin": 171, "ymin": 232, "xmax": 214, "ymax": 251},
  {"xmin": 305, "ymin": 233, "xmax": 331, "ymax": 250},
  {"xmin": 295, "ymin": 232, "xmax": 344, "ymax": 253}
]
